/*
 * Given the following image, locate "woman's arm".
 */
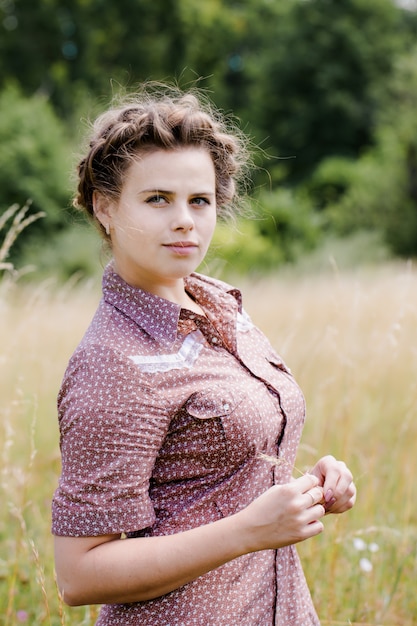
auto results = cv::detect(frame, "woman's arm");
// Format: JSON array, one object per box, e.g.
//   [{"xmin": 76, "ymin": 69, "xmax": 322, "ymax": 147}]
[{"xmin": 55, "ymin": 473, "xmax": 325, "ymax": 606}]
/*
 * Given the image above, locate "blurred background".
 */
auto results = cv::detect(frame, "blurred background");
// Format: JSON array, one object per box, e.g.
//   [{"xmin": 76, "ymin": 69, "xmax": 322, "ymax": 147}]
[
  {"xmin": 2, "ymin": 4, "xmax": 417, "ymax": 624},
  {"xmin": 1, "ymin": 0, "xmax": 417, "ymax": 281}
]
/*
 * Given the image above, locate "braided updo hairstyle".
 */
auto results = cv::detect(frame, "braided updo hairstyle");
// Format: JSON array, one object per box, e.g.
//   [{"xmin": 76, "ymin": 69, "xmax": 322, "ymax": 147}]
[{"xmin": 74, "ymin": 84, "xmax": 250, "ymax": 240}]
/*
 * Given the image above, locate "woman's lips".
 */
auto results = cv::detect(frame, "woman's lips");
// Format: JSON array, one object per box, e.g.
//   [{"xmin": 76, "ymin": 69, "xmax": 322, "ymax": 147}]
[{"xmin": 163, "ymin": 242, "xmax": 198, "ymax": 255}]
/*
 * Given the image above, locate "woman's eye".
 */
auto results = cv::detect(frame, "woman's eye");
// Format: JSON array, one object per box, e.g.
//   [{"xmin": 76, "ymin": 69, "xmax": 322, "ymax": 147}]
[
  {"xmin": 191, "ymin": 197, "xmax": 210, "ymax": 207},
  {"xmin": 147, "ymin": 194, "xmax": 167, "ymax": 205}
]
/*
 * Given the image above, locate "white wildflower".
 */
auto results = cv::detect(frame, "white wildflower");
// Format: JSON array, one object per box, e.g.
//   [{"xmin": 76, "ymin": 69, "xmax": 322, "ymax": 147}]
[
  {"xmin": 359, "ymin": 557, "xmax": 373, "ymax": 573},
  {"xmin": 353, "ymin": 537, "xmax": 367, "ymax": 551}
]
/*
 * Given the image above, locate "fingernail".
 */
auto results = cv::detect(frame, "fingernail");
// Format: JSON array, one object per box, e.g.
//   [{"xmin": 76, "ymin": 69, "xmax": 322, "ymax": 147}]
[{"xmin": 325, "ymin": 489, "xmax": 334, "ymax": 503}]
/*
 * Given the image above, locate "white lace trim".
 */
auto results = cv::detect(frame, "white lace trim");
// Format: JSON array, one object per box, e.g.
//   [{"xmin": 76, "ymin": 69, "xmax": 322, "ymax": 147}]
[
  {"xmin": 128, "ymin": 332, "xmax": 204, "ymax": 373},
  {"xmin": 236, "ymin": 309, "xmax": 254, "ymax": 333}
]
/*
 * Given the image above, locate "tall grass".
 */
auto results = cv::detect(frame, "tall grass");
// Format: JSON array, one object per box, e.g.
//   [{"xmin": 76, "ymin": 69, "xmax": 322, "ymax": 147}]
[
  {"xmin": 1, "ymin": 247, "xmax": 416, "ymax": 624},
  {"xmin": 243, "ymin": 262, "xmax": 417, "ymax": 625}
]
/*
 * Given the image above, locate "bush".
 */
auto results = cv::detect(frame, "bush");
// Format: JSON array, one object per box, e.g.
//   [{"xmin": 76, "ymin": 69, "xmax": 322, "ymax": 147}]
[
  {"xmin": 19, "ymin": 222, "xmax": 105, "ymax": 283},
  {"xmin": 309, "ymin": 130, "xmax": 417, "ymax": 256},
  {"xmin": 302, "ymin": 157, "xmax": 359, "ymax": 214},
  {"xmin": 302, "ymin": 46, "xmax": 417, "ymax": 258},
  {"xmin": 254, "ymin": 188, "xmax": 321, "ymax": 259},
  {"xmin": 0, "ymin": 85, "xmax": 73, "ymax": 260},
  {"xmin": 205, "ymin": 188, "xmax": 321, "ymax": 276},
  {"xmin": 205, "ymin": 218, "xmax": 285, "ymax": 276}
]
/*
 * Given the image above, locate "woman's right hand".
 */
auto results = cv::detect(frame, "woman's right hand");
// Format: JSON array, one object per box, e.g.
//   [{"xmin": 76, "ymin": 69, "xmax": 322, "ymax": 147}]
[{"xmin": 236, "ymin": 473, "xmax": 326, "ymax": 553}]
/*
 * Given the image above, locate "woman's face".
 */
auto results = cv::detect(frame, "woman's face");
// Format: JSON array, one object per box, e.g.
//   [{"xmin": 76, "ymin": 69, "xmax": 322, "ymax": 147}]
[{"xmin": 100, "ymin": 147, "xmax": 217, "ymax": 296}]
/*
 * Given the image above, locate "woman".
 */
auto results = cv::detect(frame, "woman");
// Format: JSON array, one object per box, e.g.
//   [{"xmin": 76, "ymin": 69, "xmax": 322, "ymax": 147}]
[{"xmin": 52, "ymin": 85, "xmax": 356, "ymax": 625}]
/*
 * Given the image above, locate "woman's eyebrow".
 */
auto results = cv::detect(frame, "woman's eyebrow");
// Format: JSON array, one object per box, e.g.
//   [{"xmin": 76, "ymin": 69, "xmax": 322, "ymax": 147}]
[
  {"xmin": 140, "ymin": 188, "xmax": 172, "ymax": 195},
  {"xmin": 140, "ymin": 189, "xmax": 216, "ymax": 197}
]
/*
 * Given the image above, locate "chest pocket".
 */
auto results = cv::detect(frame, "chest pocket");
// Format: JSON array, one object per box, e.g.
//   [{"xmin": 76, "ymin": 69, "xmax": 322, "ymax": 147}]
[
  {"xmin": 184, "ymin": 386, "xmax": 261, "ymax": 466},
  {"xmin": 185, "ymin": 387, "xmax": 239, "ymax": 420},
  {"xmin": 155, "ymin": 387, "xmax": 248, "ymax": 485}
]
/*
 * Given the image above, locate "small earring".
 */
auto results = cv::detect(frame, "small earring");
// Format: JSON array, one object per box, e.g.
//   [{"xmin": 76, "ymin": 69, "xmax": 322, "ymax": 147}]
[{"xmin": 105, "ymin": 223, "xmax": 110, "ymax": 236}]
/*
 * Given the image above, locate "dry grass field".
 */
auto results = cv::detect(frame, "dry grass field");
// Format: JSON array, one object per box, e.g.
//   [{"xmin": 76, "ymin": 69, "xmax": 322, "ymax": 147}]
[{"xmin": 1, "ymin": 260, "xmax": 417, "ymax": 625}]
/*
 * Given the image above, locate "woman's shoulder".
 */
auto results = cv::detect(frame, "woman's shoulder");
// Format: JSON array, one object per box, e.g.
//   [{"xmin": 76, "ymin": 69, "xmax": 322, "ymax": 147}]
[{"xmin": 190, "ymin": 272, "xmax": 238, "ymax": 294}]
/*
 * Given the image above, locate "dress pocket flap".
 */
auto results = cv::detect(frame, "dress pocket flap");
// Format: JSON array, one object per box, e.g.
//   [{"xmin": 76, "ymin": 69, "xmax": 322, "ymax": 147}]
[{"xmin": 185, "ymin": 388, "xmax": 240, "ymax": 420}]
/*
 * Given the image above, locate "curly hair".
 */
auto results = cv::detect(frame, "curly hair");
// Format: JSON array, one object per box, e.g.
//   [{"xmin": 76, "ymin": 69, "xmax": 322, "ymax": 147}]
[{"xmin": 74, "ymin": 84, "xmax": 251, "ymax": 240}]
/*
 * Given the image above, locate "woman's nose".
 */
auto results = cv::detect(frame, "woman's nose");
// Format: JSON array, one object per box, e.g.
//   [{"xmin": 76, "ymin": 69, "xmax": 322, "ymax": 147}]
[{"xmin": 172, "ymin": 203, "xmax": 194, "ymax": 231}]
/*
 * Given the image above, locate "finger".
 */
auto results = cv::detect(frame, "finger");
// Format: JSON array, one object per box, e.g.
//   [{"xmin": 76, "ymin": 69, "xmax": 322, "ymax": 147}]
[
  {"xmin": 323, "ymin": 463, "xmax": 353, "ymax": 499},
  {"xmin": 293, "ymin": 473, "xmax": 320, "ymax": 494},
  {"xmin": 309, "ymin": 454, "xmax": 336, "ymax": 484},
  {"xmin": 305, "ymin": 502, "xmax": 326, "ymax": 526},
  {"xmin": 305, "ymin": 487, "xmax": 325, "ymax": 508},
  {"xmin": 325, "ymin": 481, "xmax": 356, "ymax": 513},
  {"xmin": 306, "ymin": 519, "xmax": 325, "ymax": 536}
]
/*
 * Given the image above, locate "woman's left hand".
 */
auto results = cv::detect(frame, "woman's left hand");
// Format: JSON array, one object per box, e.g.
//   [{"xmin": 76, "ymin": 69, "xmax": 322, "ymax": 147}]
[{"xmin": 309, "ymin": 455, "xmax": 356, "ymax": 514}]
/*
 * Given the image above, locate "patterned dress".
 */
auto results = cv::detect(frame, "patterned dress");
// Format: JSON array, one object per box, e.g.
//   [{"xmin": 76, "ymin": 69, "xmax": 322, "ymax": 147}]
[{"xmin": 52, "ymin": 264, "xmax": 320, "ymax": 626}]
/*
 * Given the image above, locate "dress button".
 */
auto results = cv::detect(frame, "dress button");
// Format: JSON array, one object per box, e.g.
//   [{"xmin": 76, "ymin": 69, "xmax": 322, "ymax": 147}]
[{"xmin": 211, "ymin": 336, "xmax": 218, "ymax": 344}]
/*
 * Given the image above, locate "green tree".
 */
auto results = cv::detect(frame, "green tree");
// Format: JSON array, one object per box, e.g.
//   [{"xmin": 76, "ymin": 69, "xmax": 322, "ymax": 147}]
[
  {"xmin": 303, "ymin": 44, "xmax": 417, "ymax": 257},
  {"xmin": 0, "ymin": 0, "xmax": 247, "ymax": 115},
  {"xmin": 2, "ymin": 0, "xmax": 417, "ymax": 272},
  {"xmin": 0, "ymin": 86, "xmax": 72, "ymax": 259},
  {"xmin": 254, "ymin": 0, "xmax": 409, "ymax": 183},
  {"xmin": 0, "ymin": 0, "xmax": 189, "ymax": 114}
]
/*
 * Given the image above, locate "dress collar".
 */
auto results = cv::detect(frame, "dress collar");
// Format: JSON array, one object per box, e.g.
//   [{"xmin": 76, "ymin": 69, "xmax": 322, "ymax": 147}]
[{"xmin": 102, "ymin": 263, "xmax": 242, "ymax": 347}]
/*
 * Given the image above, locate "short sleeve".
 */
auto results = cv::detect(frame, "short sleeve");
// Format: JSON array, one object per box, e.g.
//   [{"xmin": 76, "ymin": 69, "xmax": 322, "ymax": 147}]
[{"xmin": 51, "ymin": 344, "xmax": 172, "ymax": 537}]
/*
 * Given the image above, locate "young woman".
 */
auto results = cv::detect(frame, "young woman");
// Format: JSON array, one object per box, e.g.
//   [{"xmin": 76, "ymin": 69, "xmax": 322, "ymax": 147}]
[{"xmin": 52, "ymin": 85, "xmax": 356, "ymax": 625}]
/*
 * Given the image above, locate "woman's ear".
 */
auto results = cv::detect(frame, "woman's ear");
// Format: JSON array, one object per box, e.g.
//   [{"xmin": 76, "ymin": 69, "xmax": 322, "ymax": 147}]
[{"xmin": 93, "ymin": 191, "xmax": 113, "ymax": 235}]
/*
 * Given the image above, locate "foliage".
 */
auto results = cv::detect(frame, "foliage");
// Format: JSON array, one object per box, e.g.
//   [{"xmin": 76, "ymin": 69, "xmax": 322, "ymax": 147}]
[
  {"xmin": 205, "ymin": 188, "xmax": 321, "ymax": 276},
  {"xmin": 0, "ymin": 86, "xmax": 73, "ymax": 258},
  {"xmin": 2, "ymin": 0, "xmax": 413, "ymax": 157},
  {"xmin": 1, "ymin": 0, "xmax": 417, "ymax": 271},
  {"xmin": 19, "ymin": 223, "xmax": 105, "ymax": 283},
  {"xmin": 301, "ymin": 45, "xmax": 417, "ymax": 256},
  {"xmin": 320, "ymin": 137, "xmax": 416, "ymax": 250},
  {"xmin": 0, "ymin": 0, "xmax": 255, "ymax": 115},
  {"xmin": 374, "ymin": 45, "xmax": 417, "ymax": 255},
  {"xmin": 301, "ymin": 157, "xmax": 359, "ymax": 214},
  {"xmin": 254, "ymin": 0, "xmax": 408, "ymax": 182},
  {"xmin": 254, "ymin": 189, "xmax": 320, "ymax": 259},
  {"xmin": 206, "ymin": 219, "xmax": 285, "ymax": 276}
]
